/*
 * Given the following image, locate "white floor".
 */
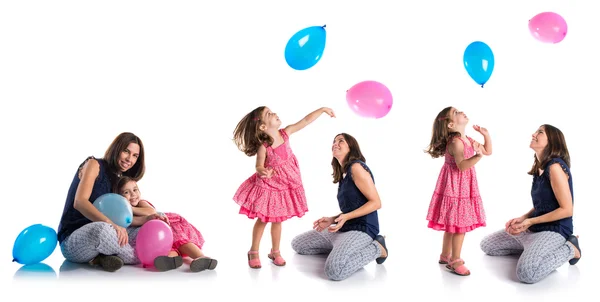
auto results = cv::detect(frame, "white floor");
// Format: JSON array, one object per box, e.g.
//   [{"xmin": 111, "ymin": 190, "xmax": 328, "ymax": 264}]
[{"xmin": 6, "ymin": 225, "xmax": 592, "ymax": 302}]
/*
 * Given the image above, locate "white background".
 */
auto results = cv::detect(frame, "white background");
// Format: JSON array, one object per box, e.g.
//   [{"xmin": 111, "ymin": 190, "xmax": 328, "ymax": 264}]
[{"xmin": 1, "ymin": 1, "xmax": 597, "ymax": 301}]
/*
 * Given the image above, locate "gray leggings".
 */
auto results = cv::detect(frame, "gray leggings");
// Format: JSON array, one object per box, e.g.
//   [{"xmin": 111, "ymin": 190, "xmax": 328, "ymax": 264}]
[
  {"xmin": 480, "ymin": 229, "xmax": 575, "ymax": 284},
  {"xmin": 60, "ymin": 222, "xmax": 141, "ymax": 265},
  {"xmin": 291, "ymin": 229, "xmax": 381, "ymax": 281}
]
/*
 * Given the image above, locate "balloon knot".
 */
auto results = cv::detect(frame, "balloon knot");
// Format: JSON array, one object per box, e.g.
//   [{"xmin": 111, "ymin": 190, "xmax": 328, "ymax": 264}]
[
  {"xmin": 12, "ymin": 259, "xmax": 16, "ymax": 262},
  {"xmin": 481, "ymin": 84, "xmax": 484, "ymax": 88},
  {"xmin": 322, "ymin": 24, "xmax": 326, "ymax": 28}
]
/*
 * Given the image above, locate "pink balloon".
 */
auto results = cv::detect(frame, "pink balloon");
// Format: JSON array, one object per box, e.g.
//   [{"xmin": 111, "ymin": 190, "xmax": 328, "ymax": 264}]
[
  {"xmin": 135, "ymin": 220, "xmax": 173, "ymax": 267},
  {"xmin": 529, "ymin": 12, "xmax": 567, "ymax": 44},
  {"xmin": 346, "ymin": 81, "xmax": 393, "ymax": 119}
]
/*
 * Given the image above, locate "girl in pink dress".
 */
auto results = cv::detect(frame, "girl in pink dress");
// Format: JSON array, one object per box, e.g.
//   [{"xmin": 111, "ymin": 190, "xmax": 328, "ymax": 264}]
[
  {"xmin": 116, "ymin": 176, "xmax": 218, "ymax": 272},
  {"xmin": 233, "ymin": 106, "xmax": 335, "ymax": 268},
  {"xmin": 424, "ymin": 106, "xmax": 492, "ymax": 276}
]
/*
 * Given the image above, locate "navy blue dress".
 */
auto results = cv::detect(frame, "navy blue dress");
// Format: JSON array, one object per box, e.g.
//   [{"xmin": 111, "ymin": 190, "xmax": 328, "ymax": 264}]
[
  {"xmin": 337, "ymin": 160, "xmax": 380, "ymax": 239},
  {"xmin": 57, "ymin": 157, "xmax": 114, "ymax": 243},
  {"xmin": 528, "ymin": 157, "xmax": 574, "ymax": 239}
]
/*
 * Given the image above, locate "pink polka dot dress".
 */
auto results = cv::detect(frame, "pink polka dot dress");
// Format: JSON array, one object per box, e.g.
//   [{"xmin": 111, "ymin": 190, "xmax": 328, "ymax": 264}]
[
  {"xmin": 426, "ymin": 136, "xmax": 486, "ymax": 233},
  {"xmin": 233, "ymin": 129, "xmax": 308, "ymax": 222}
]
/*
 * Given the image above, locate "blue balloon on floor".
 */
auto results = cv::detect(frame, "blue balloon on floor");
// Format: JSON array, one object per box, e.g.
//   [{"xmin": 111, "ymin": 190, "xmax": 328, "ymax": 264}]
[
  {"xmin": 12, "ymin": 224, "xmax": 58, "ymax": 265},
  {"xmin": 463, "ymin": 41, "xmax": 495, "ymax": 87},
  {"xmin": 285, "ymin": 25, "xmax": 327, "ymax": 70},
  {"xmin": 93, "ymin": 193, "xmax": 133, "ymax": 228}
]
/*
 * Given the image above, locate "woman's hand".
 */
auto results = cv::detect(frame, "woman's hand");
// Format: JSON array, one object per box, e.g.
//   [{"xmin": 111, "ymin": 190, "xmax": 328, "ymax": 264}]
[
  {"xmin": 507, "ymin": 218, "xmax": 532, "ymax": 235},
  {"xmin": 505, "ymin": 216, "xmax": 526, "ymax": 231},
  {"xmin": 111, "ymin": 223, "xmax": 129, "ymax": 247},
  {"xmin": 313, "ymin": 216, "xmax": 334, "ymax": 232},
  {"xmin": 328, "ymin": 213, "xmax": 350, "ymax": 232}
]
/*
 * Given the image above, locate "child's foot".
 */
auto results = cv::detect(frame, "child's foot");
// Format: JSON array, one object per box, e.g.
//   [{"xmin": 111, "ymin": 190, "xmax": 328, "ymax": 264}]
[
  {"xmin": 90, "ymin": 255, "xmax": 124, "ymax": 272},
  {"xmin": 267, "ymin": 249, "xmax": 286, "ymax": 266},
  {"xmin": 439, "ymin": 254, "xmax": 451, "ymax": 264},
  {"xmin": 446, "ymin": 258, "xmax": 470, "ymax": 276},
  {"xmin": 190, "ymin": 257, "xmax": 218, "ymax": 272},
  {"xmin": 154, "ymin": 255, "xmax": 183, "ymax": 272},
  {"xmin": 374, "ymin": 235, "xmax": 388, "ymax": 264},
  {"xmin": 566, "ymin": 235, "xmax": 581, "ymax": 265},
  {"xmin": 248, "ymin": 251, "xmax": 261, "ymax": 269}
]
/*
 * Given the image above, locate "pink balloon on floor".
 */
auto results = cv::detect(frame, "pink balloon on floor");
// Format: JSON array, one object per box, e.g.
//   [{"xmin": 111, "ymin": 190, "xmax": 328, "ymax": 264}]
[
  {"xmin": 135, "ymin": 220, "xmax": 173, "ymax": 267},
  {"xmin": 346, "ymin": 81, "xmax": 393, "ymax": 119},
  {"xmin": 529, "ymin": 12, "xmax": 567, "ymax": 44}
]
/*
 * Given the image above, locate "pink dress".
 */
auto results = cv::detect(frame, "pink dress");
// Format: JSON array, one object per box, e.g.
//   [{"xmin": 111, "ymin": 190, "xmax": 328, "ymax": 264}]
[
  {"xmin": 233, "ymin": 129, "xmax": 308, "ymax": 222},
  {"xmin": 143, "ymin": 200, "xmax": 205, "ymax": 253},
  {"xmin": 426, "ymin": 136, "xmax": 486, "ymax": 233}
]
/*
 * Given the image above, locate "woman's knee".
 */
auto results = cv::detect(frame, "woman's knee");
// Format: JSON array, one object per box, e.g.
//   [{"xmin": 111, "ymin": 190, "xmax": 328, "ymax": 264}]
[
  {"xmin": 516, "ymin": 263, "xmax": 542, "ymax": 284},
  {"xmin": 479, "ymin": 230, "xmax": 503, "ymax": 255},
  {"xmin": 290, "ymin": 231, "xmax": 316, "ymax": 253},
  {"xmin": 324, "ymin": 260, "xmax": 347, "ymax": 281}
]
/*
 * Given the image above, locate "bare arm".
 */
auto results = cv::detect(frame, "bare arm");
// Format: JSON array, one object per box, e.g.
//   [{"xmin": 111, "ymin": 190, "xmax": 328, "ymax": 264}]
[
  {"xmin": 255, "ymin": 145, "xmax": 270, "ymax": 176},
  {"xmin": 73, "ymin": 159, "xmax": 116, "ymax": 224},
  {"xmin": 449, "ymin": 138, "xmax": 482, "ymax": 171},
  {"xmin": 284, "ymin": 107, "xmax": 335, "ymax": 136},
  {"xmin": 344, "ymin": 163, "xmax": 382, "ymax": 219},
  {"xmin": 473, "ymin": 125, "xmax": 493, "ymax": 155},
  {"xmin": 132, "ymin": 200, "xmax": 157, "ymax": 216},
  {"xmin": 528, "ymin": 163, "xmax": 573, "ymax": 224}
]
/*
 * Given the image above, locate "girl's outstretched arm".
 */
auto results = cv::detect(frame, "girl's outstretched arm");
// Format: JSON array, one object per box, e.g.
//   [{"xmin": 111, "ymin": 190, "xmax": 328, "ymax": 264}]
[{"xmin": 284, "ymin": 107, "xmax": 335, "ymax": 136}]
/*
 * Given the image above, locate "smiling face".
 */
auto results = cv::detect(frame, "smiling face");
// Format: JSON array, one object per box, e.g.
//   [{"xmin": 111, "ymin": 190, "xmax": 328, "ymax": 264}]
[
  {"xmin": 118, "ymin": 143, "xmax": 140, "ymax": 172},
  {"xmin": 530, "ymin": 126, "xmax": 548, "ymax": 151},
  {"xmin": 119, "ymin": 179, "xmax": 141, "ymax": 207},
  {"xmin": 332, "ymin": 134, "xmax": 350, "ymax": 163}
]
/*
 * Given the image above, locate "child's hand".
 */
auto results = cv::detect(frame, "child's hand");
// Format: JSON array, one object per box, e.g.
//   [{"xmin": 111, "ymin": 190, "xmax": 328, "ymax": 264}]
[
  {"xmin": 322, "ymin": 107, "xmax": 336, "ymax": 118},
  {"xmin": 473, "ymin": 125, "xmax": 489, "ymax": 136},
  {"xmin": 258, "ymin": 167, "xmax": 276, "ymax": 178},
  {"xmin": 473, "ymin": 141, "xmax": 484, "ymax": 155}
]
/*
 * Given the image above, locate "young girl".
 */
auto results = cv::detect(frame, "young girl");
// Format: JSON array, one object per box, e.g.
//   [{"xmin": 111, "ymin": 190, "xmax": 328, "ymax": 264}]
[
  {"xmin": 424, "ymin": 106, "xmax": 492, "ymax": 276},
  {"xmin": 115, "ymin": 176, "xmax": 218, "ymax": 272},
  {"xmin": 232, "ymin": 106, "xmax": 335, "ymax": 268}
]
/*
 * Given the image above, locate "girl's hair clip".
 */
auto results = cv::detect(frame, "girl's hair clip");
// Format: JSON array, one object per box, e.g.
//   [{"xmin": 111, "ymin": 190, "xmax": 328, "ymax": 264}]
[
  {"xmin": 253, "ymin": 117, "xmax": 259, "ymax": 121},
  {"xmin": 438, "ymin": 116, "xmax": 447, "ymax": 121}
]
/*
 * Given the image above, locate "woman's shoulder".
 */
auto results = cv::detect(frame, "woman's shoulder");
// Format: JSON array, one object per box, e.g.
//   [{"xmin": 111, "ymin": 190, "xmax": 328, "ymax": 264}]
[
  {"xmin": 348, "ymin": 160, "xmax": 373, "ymax": 176},
  {"xmin": 545, "ymin": 157, "xmax": 571, "ymax": 175}
]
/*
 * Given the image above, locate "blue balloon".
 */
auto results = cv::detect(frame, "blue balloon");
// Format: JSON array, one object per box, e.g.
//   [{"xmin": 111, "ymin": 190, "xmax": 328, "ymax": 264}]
[
  {"xmin": 13, "ymin": 263, "xmax": 57, "ymax": 280},
  {"xmin": 285, "ymin": 25, "xmax": 327, "ymax": 70},
  {"xmin": 93, "ymin": 193, "xmax": 133, "ymax": 228},
  {"xmin": 12, "ymin": 224, "xmax": 58, "ymax": 265},
  {"xmin": 463, "ymin": 41, "xmax": 495, "ymax": 87}
]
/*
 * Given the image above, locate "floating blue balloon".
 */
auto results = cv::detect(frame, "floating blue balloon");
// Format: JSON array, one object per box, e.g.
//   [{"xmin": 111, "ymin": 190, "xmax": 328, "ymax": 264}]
[
  {"xmin": 93, "ymin": 193, "xmax": 133, "ymax": 228},
  {"xmin": 12, "ymin": 224, "xmax": 58, "ymax": 265},
  {"xmin": 285, "ymin": 25, "xmax": 327, "ymax": 70},
  {"xmin": 463, "ymin": 41, "xmax": 495, "ymax": 87}
]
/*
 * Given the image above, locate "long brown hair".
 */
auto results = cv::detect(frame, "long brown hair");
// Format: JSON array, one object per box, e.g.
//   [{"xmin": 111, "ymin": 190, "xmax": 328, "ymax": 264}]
[
  {"xmin": 528, "ymin": 124, "xmax": 571, "ymax": 175},
  {"xmin": 104, "ymin": 132, "xmax": 145, "ymax": 181},
  {"xmin": 233, "ymin": 106, "xmax": 274, "ymax": 156},
  {"xmin": 425, "ymin": 106, "xmax": 461, "ymax": 158},
  {"xmin": 114, "ymin": 175, "xmax": 136, "ymax": 194},
  {"xmin": 331, "ymin": 133, "xmax": 366, "ymax": 184}
]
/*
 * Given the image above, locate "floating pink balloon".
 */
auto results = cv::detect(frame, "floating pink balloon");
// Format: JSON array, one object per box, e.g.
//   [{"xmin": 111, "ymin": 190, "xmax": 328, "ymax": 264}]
[
  {"xmin": 136, "ymin": 220, "xmax": 173, "ymax": 268},
  {"xmin": 346, "ymin": 81, "xmax": 393, "ymax": 119},
  {"xmin": 529, "ymin": 12, "xmax": 567, "ymax": 44}
]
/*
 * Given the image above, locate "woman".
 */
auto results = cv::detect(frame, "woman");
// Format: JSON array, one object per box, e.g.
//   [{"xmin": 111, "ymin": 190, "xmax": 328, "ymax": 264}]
[
  {"xmin": 291, "ymin": 133, "xmax": 388, "ymax": 281},
  {"xmin": 57, "ymin": 132, "xmax": 157, "ymax": 272},
  {"xmin": 480, "ymin": 124, "xmax": 581, "ymax": 284}
]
